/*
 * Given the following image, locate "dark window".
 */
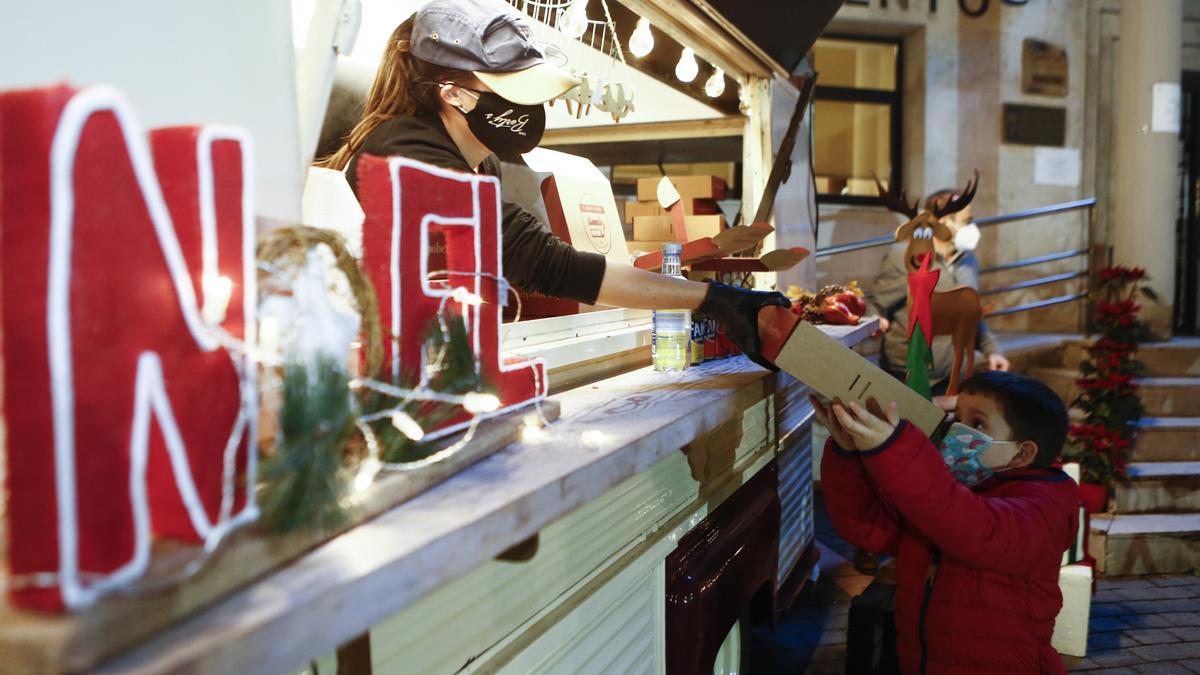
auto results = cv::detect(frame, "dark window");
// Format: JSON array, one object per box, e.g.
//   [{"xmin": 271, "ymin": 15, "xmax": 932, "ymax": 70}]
[{"xmin": 811, "ymin": 36, "xmax": 903, "ymax": 205}]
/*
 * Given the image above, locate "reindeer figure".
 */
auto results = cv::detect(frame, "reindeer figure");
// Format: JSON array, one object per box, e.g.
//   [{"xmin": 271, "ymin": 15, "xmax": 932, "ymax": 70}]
[{"xmin": 873, "ymin": 172, "xmax": 982, "ymax": 396}]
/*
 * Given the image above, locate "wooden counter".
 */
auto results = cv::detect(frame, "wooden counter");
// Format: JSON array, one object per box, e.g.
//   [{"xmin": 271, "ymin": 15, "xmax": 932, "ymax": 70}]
[{"xmin": 77, "ymin": 321, "xmax": 876, "ymax": 674}]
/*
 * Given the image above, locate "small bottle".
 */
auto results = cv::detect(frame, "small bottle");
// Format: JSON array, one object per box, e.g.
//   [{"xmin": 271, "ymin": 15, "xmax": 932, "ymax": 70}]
[{"xmin": 653, "ymin": 243, "xmax": 691, "ymax": 372}]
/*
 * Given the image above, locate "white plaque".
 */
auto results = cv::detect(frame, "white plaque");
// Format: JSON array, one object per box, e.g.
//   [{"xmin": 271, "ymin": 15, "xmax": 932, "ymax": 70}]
[
  {"xmin": 1152, "ymin": 82, "xmax": 1182, "ymax": 133},
  {"xmin": 1033, "ymin": 147, "xmax": 1081, "ymax": 187}
]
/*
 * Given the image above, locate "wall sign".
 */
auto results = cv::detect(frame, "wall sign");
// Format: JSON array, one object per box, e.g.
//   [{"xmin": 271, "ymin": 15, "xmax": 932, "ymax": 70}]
[
  {"xmin": 1033, "ymin": 147, "xmax": 1081, "ymax": 187},
  {"xmin": 1152, "ymin": 82, "xmax": 1182, "ymax": 134},
  {"xmin": 1002, "ymin": 103, "xmax": 1066, "ymax": 147},
  {"xmin": 1022, "ymin": 39, "xmax": 1068, "ymax": 97},
  {"xmin": 844, "ymin": 0, "xmax": 1028, "ymax": 17}
]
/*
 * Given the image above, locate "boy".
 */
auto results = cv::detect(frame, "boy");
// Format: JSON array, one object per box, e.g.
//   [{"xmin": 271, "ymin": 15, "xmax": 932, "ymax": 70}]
[{"xmin": 813, "ymin": 371, "xmax": 1078, "ymax": 674}]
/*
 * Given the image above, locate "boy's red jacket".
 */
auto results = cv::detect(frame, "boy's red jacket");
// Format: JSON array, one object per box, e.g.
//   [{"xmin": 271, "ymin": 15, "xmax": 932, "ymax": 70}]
[{"xmin": 822, "ymin": 421, "xmax": 1079, "ymax": 675}]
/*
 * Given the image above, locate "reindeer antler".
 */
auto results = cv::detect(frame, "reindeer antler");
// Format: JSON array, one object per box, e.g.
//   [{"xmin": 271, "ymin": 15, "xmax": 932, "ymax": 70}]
[
  {"xmin": 931, "ymin": 170, "xmax": 979, "ymax": 219},
  {"xmin": 871, "ymin": 172, "xmax": 919, "ymax": 219}
]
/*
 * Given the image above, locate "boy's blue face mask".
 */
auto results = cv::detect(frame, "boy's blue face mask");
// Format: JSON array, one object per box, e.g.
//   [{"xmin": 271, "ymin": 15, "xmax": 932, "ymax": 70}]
[{"xmin": 938, "ymin": 422, "xmax": 1019, "ymax": 487}]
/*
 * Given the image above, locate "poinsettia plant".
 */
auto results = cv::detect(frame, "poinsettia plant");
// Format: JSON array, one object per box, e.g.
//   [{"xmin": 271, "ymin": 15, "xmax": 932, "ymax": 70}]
[{"xmin": 1064, "ymin": 266, "xmax": 1153, "ymax": 494}]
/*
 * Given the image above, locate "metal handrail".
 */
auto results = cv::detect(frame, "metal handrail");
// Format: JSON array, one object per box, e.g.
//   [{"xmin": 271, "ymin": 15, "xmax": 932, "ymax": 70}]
[
  {"xmin": 979, "ymin": 248, "xmax": 1090, "ymax": 274},
  {"xmin": 980, "ymin": 270, "xmax": 1088, "ymax": 296},
  {"xmin": 814, "ymin": 197, "xmax": 1095, "ymax": 258},
  {"xmin": 973, "ymin": 198, "xmax": 1096, "ymax": 227},
  {"xmin": 813, "ymin": 235, "xmax": 894, "ymax": 257},
  {"xmin": 985, "ymin": 291, "xmax": 1089, "ymax": 318}
]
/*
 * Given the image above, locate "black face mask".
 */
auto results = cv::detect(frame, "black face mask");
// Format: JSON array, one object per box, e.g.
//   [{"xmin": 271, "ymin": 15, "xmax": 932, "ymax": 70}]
[{"xmin": 450, "ymin": 85, "xmax": 545, "ymax": 162}]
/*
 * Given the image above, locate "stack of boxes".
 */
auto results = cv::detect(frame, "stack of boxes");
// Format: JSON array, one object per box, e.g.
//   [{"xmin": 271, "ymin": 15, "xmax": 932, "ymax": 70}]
[
  {"xmin": 624, "ymin": 175, "xmax": 728, "ymax": 255},
  {"xmin": 623, "ymin": 174, "xmax": 744, "ymax": 364}
]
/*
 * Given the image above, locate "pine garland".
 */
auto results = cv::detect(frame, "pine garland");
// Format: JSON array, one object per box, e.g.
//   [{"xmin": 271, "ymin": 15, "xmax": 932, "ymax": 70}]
[
  {"xmin": 365, "ymin": 314, "xmax": 491, "ymax": 464},
  {"xmin": 258, "ymin": 355, "xmax": 355, "ymax": 534}
]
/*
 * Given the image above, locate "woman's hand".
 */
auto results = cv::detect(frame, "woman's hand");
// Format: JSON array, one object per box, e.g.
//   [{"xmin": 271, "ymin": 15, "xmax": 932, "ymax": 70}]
[
  {"xmin": 988, "ymin": 353, "xmax": 1010, "ymax": 371},
  {"xmin": 810, "ymin": 394, "xmax": 857, "ymax": 451},
  {"xmin": 873, "ymin": 316, "xmax": 890, "ymax": 337},
  {"xmin": 833, "ymin": 399, "xmax": 901, "ymax": 451}
]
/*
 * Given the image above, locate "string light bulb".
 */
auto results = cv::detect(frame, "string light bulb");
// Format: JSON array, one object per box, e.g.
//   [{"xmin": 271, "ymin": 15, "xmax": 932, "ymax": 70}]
[
  {"xmin": 675, "ymin": 47, "xmax": 699, "ymax": 83},
  {"xmin": 462, "ymin": 391, "xmax": 501, "ymax": 414},
  {"xmin": 391, "ymin": 410, "xmax": 425, "ymax": 441},
  {"xmin": 354, "ymin": 457, "xmax": 381, "ymax": 492},
  {"xmin": 704, "ymin": 67, "xmax": 726, "ymax": 98},
  {"xmin": 557, "ymin": 0, "xmax": 589, "ymax": 39},
  {"xmin": 450, "ymin": 286, "xmax": 483, "ymax": 306},
  {"xmin": 628, "ymin": 18, "xmax": 654, "ymax": 58},
  {"xmin": 202, "ymin": 274, "xmax": 234, "ymax": 325}
]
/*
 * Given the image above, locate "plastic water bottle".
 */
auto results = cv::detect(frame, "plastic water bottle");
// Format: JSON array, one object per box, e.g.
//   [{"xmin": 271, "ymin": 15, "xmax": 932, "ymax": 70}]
[{"xmin": 653, "ymin": 243, "xmax": 691, "ymax": 372}]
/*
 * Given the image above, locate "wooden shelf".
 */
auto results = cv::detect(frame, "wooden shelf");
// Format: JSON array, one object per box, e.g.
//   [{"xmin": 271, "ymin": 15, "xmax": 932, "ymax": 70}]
[{"xmin": 7, "ymin": 322, "xmax": 877, "ymax": 675}]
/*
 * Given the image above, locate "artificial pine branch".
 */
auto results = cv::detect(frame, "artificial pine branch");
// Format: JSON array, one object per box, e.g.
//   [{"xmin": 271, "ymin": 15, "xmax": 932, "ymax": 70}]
[
  {"xmin": 259, "ymin": 355, "xmax": 355, "ymax": 534},
  {"xmin": 364, "ymin": 314, "xmax": 492, "ymax": 464}
]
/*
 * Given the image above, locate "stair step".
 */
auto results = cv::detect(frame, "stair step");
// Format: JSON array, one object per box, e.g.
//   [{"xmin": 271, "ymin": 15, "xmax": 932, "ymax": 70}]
[
  {"xmin": 1114, "ymin": 462, "xmax": 1200, "ymax": 513},
  {"xmin": 1134, "ymin": 417, "xmax": 1200, "ymax": 462},
  {"xmin": 1062, "ymin": 338, "xmax": 1200, "ymax": 378},
  {"xmin": 1028, "ymin": 367, "xmax": 1200, "ymax": 417},
  {"xmin": 1089, "ymin": 513, "xmax": 1200, "ymax": 576}
]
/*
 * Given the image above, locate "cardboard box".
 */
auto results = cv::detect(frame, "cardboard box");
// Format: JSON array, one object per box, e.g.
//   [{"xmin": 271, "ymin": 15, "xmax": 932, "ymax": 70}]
[
  {"xmin": 624, "ymin": 198, "xmax": 721, "ymax": 224},
  {"xmin": 632, "ymin": 214, "xmax": 726, "ymax": 242},
  {"xmin": 513, "ymin": 148, "xmax": 634, "ymax": 317},
  {"xmin": 633, "ymin": 216, "xmax": 675, "ymax": 242},
  {"xmin": 627, "ymin": 240, "xmax": 673, "ymax": 253},
  {"xmin": 757, "ymin": 305, "xmax": 947, "ymax": 436},
  {"xmin": 636, "ymin": 175, "xmax": 727, "ymax": 202}
]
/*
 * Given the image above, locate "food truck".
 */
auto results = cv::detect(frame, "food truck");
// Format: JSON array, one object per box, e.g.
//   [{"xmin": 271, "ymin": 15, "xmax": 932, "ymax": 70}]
[{"xmin": 0, "ymin": 1, "xmax": 865, "ymax": 672}]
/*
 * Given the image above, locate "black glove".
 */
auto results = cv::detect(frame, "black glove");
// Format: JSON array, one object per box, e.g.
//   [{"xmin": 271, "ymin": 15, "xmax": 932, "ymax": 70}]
[{"xmin": 699, "ymin": 282, "xmax": 791, "ymax": 371}]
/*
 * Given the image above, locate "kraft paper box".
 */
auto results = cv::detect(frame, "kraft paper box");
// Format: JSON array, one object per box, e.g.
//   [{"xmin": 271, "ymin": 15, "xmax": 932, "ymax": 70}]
[
  {"xmin": 636, "ymin": 175, "xmax": 727, "ymax": 202},
  {"xmin": 624, "ymin": 198, "xmax": 720, "ymax": 224},
  {"xmin": 527, "ymin": 148, "xmax": 631, "ymax": 263},
  {"xmin": 517, "ymin": 148, "xmax": 632, "ymax": 317},
  {"xmin": 758, "ymin": 305, "xmax": 946, "ymax": 436},
  {"xmin": 633, "ymin": 215, "xmax": 726, "ymax": 245}
]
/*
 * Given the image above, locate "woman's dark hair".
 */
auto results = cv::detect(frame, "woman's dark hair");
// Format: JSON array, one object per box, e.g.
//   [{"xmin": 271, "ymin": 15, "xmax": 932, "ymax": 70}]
[
  {"xmin": 317, "ymin": 17, "xmax": 474, "ymax": 170},
  {"xmin": 959, "ymin": 370, "xmax": 1068, "ymax": 468}
]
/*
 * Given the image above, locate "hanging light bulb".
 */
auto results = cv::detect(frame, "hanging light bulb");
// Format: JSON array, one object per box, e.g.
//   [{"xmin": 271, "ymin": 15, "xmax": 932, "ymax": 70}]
[
  {"xmin": 557, "ymin": 0, "xmax": 589, "ymax": 39},
  {"xmin": 628, "ymin": 18, "xmax": 654, "ymax": 58},
  {"xmin": 704, "ymin": 67, "xmax": 726, "ymax": 98},
  {"xmin": 675, "ymin": 47, "xmax": 699, "ymax": 83}
]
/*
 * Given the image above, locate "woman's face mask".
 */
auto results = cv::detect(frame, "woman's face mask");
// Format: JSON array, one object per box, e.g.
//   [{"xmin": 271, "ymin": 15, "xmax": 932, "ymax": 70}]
[
  {"xmin": 938, "ymin": 422, "xmax": 1018, "ymax": 487},
  {"xmin": 447, "ymin": 84, "xmax": 545, "ymax": 162}
]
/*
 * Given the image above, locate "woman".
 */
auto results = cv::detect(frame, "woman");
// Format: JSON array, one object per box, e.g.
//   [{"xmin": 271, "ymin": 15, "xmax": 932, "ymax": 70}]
[{"xmin": 320, "ymin": 0, "xmax": 787, "ymax": 368}]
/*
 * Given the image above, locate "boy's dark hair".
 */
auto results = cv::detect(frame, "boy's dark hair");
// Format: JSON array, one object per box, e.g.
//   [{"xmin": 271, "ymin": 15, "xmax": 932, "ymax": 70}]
[{"xmin": 959, "ymin": 370, "xmax": 1068, "ymax": 468}]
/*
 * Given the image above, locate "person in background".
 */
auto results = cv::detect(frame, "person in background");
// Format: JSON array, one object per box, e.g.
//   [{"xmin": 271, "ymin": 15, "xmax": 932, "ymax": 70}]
[
  {"xmin": 318, "ymin": 0, "xmax": 788, "ymax": 368},
  {"xmin": 851, "ymin": 187, "xmax": 1010, "ymax": 576},
  {"xmin": 814, "ymin": 371, "xmax": 1077, "ymax": 675},
  {"xmin": 868, "ymin": 187, "xmax": 1010, "ymax": 391}
]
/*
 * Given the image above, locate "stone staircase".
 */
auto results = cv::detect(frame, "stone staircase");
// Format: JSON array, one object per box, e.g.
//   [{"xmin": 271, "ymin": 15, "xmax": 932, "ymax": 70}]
[{"xmin": 1027, "ymin": 338, "xmax": 1200, "ymax": 577}]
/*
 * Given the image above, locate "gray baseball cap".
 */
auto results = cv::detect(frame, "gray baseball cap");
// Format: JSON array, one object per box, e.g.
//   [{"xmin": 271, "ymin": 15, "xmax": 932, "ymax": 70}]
[{"xmin": 412, "ymin": 0, "xmax": 580, "ymax": 105}]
